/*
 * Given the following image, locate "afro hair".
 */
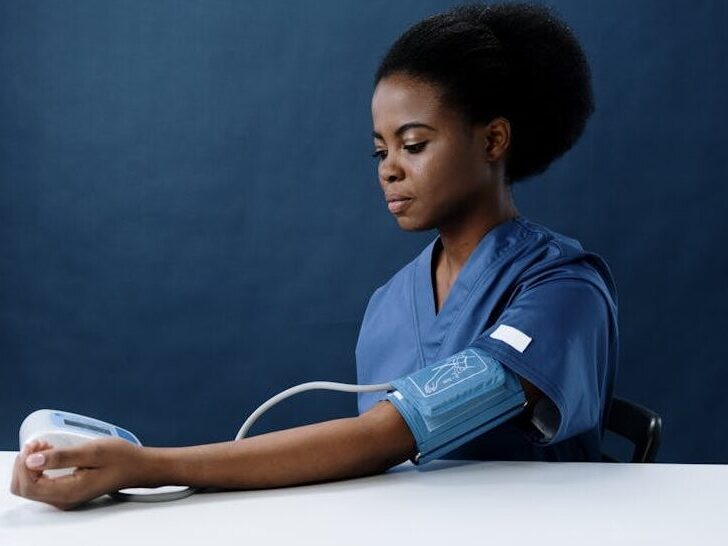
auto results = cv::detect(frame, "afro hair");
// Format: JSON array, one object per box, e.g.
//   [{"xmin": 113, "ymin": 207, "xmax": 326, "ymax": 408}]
[{"xmin": 375, "ymin": 3, "xmax": 595, "ymax": 184}]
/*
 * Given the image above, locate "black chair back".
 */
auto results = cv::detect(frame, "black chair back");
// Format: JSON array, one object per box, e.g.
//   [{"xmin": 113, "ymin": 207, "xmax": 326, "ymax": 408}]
[{"xmin": 602, "ymin": 397, "xmax": 662, "ymax": 463}]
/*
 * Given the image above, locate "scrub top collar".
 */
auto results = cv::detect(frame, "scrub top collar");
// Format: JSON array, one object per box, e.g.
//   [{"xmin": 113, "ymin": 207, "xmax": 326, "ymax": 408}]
[{"xmin": 413, "ymin": 215, "xmax": 528, "ymax": 364}]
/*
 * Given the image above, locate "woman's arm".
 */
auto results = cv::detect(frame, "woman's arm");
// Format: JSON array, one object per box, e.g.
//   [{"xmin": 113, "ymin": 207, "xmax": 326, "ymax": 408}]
[
  {"xmin": 12, "ymin": 375, "xmax": 541, "ymax": 509},
  {"xmin": 11, "ymin": 401, "xmax": 417, "ymax": 509},
  {"xmin": 140, "ymin": 400, "xmax": 417, "ymax": 489}
]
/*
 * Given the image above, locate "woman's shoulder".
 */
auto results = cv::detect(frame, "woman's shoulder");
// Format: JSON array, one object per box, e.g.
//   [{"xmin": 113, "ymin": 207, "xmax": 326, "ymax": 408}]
[
  {"xmin": 514, "ymin": 216, "xmax": 584, "ymax": 254},
  {"xmin": 512, "ymin": 217, "xmax": 618, "ymax": 307}
]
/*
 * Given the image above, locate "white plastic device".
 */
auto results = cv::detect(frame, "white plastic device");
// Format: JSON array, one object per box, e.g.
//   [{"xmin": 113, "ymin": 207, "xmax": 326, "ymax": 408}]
[
  {"xmin": 19, "ymin": 409, "xmax": 192, "ymax": 502},
  {"xmin": 19, "ymin": 409, "xmax": 142, "ymax": 478}
]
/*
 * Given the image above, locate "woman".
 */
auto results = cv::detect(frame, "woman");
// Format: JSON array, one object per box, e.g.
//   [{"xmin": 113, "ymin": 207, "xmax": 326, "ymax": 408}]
[{"xmin": 11, "ymin": 2, "xmax": 618, "ymax": 509}]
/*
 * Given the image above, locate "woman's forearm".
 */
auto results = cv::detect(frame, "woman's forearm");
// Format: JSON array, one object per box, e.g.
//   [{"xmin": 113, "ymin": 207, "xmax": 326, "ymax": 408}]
[{"xmin": 136, "ymin": 401, "xmax": 417, "ymax": 490}]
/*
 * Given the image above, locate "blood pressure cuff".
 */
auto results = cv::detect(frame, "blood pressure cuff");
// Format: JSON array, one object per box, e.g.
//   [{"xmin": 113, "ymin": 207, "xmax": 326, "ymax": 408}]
[{"xmin": 386, "ymin": 347, "xmax": 526, "ymax": 465}]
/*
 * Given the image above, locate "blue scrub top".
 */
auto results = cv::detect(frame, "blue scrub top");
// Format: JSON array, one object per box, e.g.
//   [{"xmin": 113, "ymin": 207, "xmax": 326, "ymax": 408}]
[{"xmin": 355, "ymin": 216, "xmax": 618, "ymax": 462}]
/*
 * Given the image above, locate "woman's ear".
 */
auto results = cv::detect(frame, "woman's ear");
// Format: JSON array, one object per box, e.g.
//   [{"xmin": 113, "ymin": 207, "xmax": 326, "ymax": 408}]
[{"xmin": 484, "ymin": 117, "xmax": 511, "ymax": 160}]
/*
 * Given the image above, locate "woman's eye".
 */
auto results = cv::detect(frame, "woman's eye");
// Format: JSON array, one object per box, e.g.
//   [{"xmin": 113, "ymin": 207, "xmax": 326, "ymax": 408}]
[
  {"xmin": 404, "ymin": 142, "xmax": 427, "ymax": 153},
  {"xmin": 371, "ymin": 142, "xmax": 426, "ymax": 161}
]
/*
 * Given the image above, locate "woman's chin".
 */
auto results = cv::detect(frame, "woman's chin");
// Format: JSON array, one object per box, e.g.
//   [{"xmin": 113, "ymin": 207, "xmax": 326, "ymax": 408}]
[{"xmin": 394, "ymin": 215, "xmax": 434, "ymax": 232}]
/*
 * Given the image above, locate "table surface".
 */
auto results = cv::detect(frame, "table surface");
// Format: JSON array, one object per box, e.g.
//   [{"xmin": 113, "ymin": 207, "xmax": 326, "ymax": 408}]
[{"xmin": 1, "ymin": 451, "xmax": 727, "ymax": 545}]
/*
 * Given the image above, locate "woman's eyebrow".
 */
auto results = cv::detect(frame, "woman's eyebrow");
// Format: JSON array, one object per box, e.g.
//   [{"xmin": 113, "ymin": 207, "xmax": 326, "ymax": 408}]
[{"xmin": 372, "ymin": 122, "xmax": 437, "ymax": 140}]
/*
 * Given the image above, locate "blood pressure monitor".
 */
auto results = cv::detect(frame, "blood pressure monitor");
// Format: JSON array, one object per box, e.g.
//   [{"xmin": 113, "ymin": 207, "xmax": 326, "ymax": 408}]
[{"xmin": 19, "ymin": 409, "xmax": 142, "ymax": 478}]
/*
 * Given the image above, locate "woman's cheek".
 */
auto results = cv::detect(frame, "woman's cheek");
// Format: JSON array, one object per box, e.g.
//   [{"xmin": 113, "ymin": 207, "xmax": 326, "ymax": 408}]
[{"xmin": 410, "ymin": 156, "xmax": 440, "ymax": 196}]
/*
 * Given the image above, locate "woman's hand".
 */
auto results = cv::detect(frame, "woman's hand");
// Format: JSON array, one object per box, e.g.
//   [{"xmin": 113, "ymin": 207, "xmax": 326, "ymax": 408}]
[{"xmin": 10, "ymin": 438, "xmax": 147, "ymax": 511}]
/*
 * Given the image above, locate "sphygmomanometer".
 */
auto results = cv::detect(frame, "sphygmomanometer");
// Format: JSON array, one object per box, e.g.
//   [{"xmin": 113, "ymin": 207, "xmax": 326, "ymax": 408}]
[
  {"xmin": 386, "ymin": 348, "xmax": 526, "ymax": 464},
  {"xmin": 19, "ymin": 347, "xmax": 526, "ymax": 503}
]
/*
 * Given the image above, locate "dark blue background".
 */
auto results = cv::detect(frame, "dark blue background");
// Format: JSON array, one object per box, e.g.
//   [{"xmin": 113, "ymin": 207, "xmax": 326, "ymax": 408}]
[{"xmin": 1, "ymin": 0, "xmax": 726, "ymax": 463}]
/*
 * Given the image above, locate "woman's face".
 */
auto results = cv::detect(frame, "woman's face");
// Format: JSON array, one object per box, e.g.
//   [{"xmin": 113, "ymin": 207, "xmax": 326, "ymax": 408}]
[{"xmin": 371, "ymin": 73, "xmax": 507, "ymax": 232}]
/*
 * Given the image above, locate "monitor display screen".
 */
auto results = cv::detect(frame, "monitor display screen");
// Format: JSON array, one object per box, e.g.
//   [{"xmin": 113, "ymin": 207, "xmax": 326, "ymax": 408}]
[{"xmin": 63, "ymin": 418, "xmax": 112, "ymax": 436}]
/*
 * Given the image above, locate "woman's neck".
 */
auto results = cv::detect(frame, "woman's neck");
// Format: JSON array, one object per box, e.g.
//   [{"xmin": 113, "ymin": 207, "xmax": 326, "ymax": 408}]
[{"xmin": 436, "ymin": 194, "xmax": 519, "ymax": 277}]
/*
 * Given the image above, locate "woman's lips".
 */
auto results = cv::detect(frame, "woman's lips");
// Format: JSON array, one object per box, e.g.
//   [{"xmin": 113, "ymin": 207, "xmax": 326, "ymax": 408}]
[{"xmin": 387, "ymin": 198, "xmax": 413, "ymax": 214}]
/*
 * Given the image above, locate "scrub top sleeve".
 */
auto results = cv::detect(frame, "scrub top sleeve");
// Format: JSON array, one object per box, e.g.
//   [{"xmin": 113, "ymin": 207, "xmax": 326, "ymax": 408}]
[{"xmin": 469, "ymin": 278, "xmax": 615, "ymax": 446}]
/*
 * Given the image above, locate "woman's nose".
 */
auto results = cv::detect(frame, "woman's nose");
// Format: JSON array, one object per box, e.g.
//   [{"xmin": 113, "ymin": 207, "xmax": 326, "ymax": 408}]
[{"xmin": 379, "ymin": 156, "xmax": 405, "ymax": 183}]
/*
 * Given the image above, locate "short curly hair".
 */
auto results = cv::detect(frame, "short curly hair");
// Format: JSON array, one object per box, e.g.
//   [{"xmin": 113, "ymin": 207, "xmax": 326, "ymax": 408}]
[{"xmin": 374, "ymin": 3, "xmax": 595, "ymax": 185}]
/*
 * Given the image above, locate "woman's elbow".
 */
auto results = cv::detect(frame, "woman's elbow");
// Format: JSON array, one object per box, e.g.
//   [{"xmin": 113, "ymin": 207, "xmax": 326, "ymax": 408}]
[{"xmin": 359, "ymin": 400, "xmax": 417, "ymax": 472}]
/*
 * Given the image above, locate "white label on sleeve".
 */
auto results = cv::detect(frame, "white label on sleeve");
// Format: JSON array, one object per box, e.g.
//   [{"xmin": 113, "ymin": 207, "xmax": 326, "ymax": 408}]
[{"xmin": 489, "ymin": 324, "xmax": 532, "ymax": 353}]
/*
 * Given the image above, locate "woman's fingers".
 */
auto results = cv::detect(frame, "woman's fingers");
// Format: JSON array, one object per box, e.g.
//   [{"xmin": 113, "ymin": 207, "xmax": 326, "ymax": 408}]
[
  {"xmin": 24, "ymin": 442, "xmax": 103, "ymax": 472},
  {"xmin": 10, "ymin": 453, "xmax": 25, "ymax": 496},
  {"xmin": 25, "ymin": 440, "xmax": 52, "ymax": 451},
  {"xmin": 11, "ymin": 440, "xmax": 48, "ymax": 493},
  {"xmin": 11, "ymin": 438, "xmax": 143, "ymax": 510},
  {"xmin": 12, "ymin": 443, "xmax": 106, "ymax": 510},
  {"xmin": 16, "ymin": 470, "xmax": 87, "ymax": 511},
  {"xmin": 12, "ymin": 449, "xmax": 56, "ymax": 501}
]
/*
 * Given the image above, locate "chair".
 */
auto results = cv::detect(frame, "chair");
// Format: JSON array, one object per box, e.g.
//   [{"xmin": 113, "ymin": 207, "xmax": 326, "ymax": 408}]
[{"xmin": 601, "ymin": 397, "xmax": 662, "ymax": 463}]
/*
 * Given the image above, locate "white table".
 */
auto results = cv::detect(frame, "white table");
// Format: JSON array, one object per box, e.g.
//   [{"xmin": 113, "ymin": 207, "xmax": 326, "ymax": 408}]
[{"xmin": 1, "ymin": 451, "xmax": 726, "ymax": 545}]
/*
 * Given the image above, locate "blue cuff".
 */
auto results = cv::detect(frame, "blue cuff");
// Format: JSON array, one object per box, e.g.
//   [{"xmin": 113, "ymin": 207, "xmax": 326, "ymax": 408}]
[{"xmin": 386, "ymin": 348, "xmax": 526, "ymax": 465}]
